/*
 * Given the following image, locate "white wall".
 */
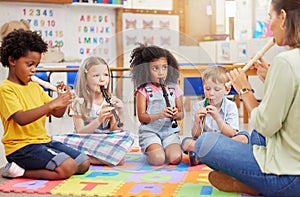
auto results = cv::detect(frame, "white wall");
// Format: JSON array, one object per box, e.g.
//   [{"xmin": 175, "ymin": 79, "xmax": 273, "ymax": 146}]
[
  {"xmin": 0, "ymin": 123, "xmax": 7, "ymax": 167},
  {"xmin": 124, "ymin": 0, "xmax": 172, "ymax": 10}
]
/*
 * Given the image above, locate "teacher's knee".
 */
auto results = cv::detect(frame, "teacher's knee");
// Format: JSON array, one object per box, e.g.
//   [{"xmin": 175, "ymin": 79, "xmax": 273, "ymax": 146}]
[{"xmin": 195, "ymin": 132, "xmax": 219, "ymax": 160}]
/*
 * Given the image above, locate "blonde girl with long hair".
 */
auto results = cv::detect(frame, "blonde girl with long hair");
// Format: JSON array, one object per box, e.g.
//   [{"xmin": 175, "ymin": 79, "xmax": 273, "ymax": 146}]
[{"xmin": 53, "ymin": 56, "xmax": 134, "ymax": 166}]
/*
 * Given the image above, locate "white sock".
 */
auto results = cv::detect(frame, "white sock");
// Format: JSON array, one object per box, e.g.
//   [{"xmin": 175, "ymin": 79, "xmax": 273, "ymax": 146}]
[{"xmin": 1, "ymin": 162, "xmax": 25, "ymax": 178}]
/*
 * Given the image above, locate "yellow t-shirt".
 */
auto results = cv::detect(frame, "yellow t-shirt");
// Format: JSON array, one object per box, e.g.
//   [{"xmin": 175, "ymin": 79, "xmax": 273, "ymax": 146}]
[{"xmin": 0, "ymin": 80, "xmax": 52, "ymax": 155}]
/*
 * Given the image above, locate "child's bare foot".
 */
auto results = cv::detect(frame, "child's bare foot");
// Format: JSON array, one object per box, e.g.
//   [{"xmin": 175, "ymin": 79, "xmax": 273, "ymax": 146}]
[
  {"xmin": 181, "ymin": 137, "xmax": 196, "ymax": 152},
  {"xmin": 117, "ymin": 158, "xmax": 125, "ymax": 166}
]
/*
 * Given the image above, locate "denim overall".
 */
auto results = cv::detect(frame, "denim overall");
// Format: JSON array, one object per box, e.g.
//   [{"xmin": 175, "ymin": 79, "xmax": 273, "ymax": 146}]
[{"xmin": 139, "ymin": 83, "xmax": 180, "ymax": 138}]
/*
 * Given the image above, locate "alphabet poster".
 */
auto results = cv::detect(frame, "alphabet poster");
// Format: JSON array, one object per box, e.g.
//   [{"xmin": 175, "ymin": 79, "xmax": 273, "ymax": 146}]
[
  {"xmin": 0, "ymin": 2, "xmax": 116, "ymax": 63},
  {"xmin": 64, "ymin": 5, "xmax": 116, "ymax": 63}
]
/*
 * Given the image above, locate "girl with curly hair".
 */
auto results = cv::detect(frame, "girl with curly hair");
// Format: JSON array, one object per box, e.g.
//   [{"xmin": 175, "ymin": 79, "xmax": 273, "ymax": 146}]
[{"xmin": 130, "ymin": 44, "xmax": 184, "ymax": 166}]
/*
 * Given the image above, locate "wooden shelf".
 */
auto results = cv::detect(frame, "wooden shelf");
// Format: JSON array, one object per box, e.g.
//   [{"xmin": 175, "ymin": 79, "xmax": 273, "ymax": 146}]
[{"xmin": 70, "ymin": 2, "xmax": 124, "ymax": 8}]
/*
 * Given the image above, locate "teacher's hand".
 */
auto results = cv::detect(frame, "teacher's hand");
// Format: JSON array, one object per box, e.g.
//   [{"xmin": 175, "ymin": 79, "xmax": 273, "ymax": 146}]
[
  {"xmin": 253, "ymin": 57, "xmax": 270, "ymax": 83},
  {"xmin": 227, "ymin": 68, "xmax": 252, "ymax": 93}
]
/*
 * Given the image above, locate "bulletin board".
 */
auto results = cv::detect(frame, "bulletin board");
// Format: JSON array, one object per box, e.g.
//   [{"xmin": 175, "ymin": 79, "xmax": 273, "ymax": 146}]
[
  {"xmin": 64, "ymin": 4, "xmax": 117, "ymax": 63},
  {"xmin": 121, "ymin": 12, "xmax": 179, "ymax": 67},
  {"xmin": 253, "ymin": 0, "xmax": 272, "ymax": 38},
  {"xmin": 0, "ymin": 2, "xmax": 117, "ymax": 63}
]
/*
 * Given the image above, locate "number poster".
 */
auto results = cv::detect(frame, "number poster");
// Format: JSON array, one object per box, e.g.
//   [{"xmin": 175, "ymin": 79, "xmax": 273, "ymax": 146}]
[{"xmin": 0, "ymin": 2, "xmax": 116, "ymax": 63}]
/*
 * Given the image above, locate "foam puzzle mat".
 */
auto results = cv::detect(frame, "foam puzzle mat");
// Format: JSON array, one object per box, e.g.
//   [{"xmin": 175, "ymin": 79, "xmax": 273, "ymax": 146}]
[{"xmin": 0, "ymin": 149, "xmax": 255, "ymax": 197}]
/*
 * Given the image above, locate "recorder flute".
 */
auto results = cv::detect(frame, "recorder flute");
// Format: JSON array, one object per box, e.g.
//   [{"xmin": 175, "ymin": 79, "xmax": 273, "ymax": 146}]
[
  {"xmin": 200, "ymin": 98, "xmax": 209, "ymax": 135},
  {"xmin": 225, "ymin": 37, "xmax": 275, "ymax": 88},
  {"xmin": 159, "ymin": 78, "xmax": 178, "ymax": 128},
  {"xmin": 31, "ymin": 75, "xmax": 58, "ymax": 92},
  {"xmin": 100, "ymin": 86, "xmax": 124, "ymax": 128},
  {"xmin": 31, "ymin": 75, "xmax": 84, "ymax": 104}
]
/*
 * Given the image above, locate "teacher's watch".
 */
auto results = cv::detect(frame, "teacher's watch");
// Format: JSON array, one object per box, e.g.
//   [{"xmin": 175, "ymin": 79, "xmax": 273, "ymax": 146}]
[{"xmin": 239, "ymin": 88, "xmax": 255, "ymax": 97}]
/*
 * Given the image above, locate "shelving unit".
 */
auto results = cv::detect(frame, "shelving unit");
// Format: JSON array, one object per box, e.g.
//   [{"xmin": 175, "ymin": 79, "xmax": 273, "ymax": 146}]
[
  {"xmin": 2, "ymin": 0, "xmax": 124, "ymax": 7},
  {"xmin": 70, "ymin": 2, "xmax": 124, "ymax": 8},
  {"xmin": 4, "ymin": 0, "xmax": 73, "ymax": 3}
]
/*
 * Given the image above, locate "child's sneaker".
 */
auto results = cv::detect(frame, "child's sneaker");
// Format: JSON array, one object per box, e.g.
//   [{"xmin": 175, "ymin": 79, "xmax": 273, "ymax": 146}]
[
  {"xmin": 1, "ymin": 162, "xmax": 25, "ymax": 178},
  {"xmin": 188, "ymin": 151, "xmax": 202, "ymax": 166}
]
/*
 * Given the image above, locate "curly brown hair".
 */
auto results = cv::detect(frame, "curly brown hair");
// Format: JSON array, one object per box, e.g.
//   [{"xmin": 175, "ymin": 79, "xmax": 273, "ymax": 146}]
[
  {"xmin": 129, "ymin": 44, "xmax": 179, "ymax": 89},
  {"xmin": 0, "ymin": 29, "xmax": 48, "ymax": 67}
]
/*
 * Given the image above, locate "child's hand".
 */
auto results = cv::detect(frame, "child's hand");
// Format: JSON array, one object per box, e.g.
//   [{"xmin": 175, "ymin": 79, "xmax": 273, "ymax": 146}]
[
  {"xmin": 110, "ymin": 96, "xmax": 124, "ymax": 112},
  {"xmin": 205, "ymin": 105, "xmax": 219, "ymax": 120},
  {"xmin": 97, "ymin": 102, "xmax": 114, "ymax": 124},
  {"xmin": 162, "ymin": 106, "xmax": 175, "ymax": 118},
  {"xmin": 195, "ymin": 107, "xmax": 207, "ymax": 122},
  {"xmin": 52, "ymin": 91, "xmax": 73, "ymax": 109},
  {"xmin": 171, "ymin": 106, "xmax": 178, "ymax": 116},
  {"xmin": 56, "ymin": 81, "xmax": 70, "ymax": 93},
  {"xmin": 52, "ymin": 82, "xmax": 73, "ymax": 109}
]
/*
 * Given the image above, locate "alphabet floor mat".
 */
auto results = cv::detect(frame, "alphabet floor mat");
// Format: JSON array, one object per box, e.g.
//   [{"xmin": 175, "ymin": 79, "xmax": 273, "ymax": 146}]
[{"xmin": 0, "ymin": 149, "xmax": 257, "ymax": 197}]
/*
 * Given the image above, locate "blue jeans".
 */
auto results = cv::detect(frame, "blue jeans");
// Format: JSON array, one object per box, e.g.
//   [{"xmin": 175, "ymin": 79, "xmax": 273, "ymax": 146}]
[{"xmin": 195, "ymin": 130, "xmax": 300, "ymax": 196}]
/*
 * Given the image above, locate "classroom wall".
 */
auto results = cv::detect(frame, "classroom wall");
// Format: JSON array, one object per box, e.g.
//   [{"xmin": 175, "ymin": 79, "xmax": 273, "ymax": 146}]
[
  {"xmin": 0, "ymin": 123, "xmax": 6, "ymax": 167},
  {"xmin": 187, "ymin": 0, "xmax": 212, "ymax": 43},
  {"xmin": 0, "ymin": 0, "xmax": 287, "ymax": 167},
  {"xmin": 0, "ymin": 1, "xmax": 286, "ymax": 100}
]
